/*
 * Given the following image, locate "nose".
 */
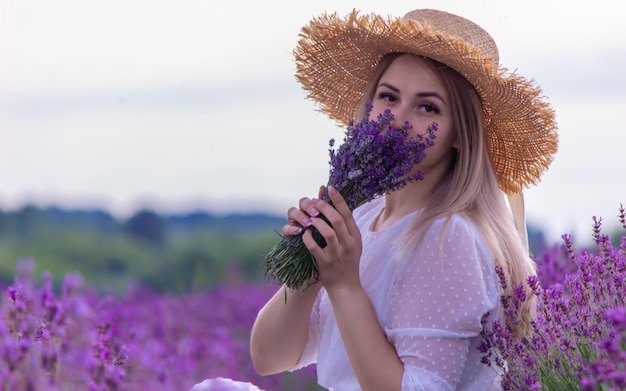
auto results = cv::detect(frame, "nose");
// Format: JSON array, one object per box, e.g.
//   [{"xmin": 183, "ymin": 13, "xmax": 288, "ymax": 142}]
[{"xmin": 389, "ymin": 105, "xmax": 409, "ymax": 130}]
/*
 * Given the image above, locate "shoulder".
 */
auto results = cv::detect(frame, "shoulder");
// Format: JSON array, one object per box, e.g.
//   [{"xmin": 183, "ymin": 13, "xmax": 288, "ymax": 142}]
[
  {"xmin": 425, "ymin": 213, "xmax": 484, "ymax": 246},
  {"xmin": 416, "ymin": 213, "xmax": 493, "ymax": 268}
]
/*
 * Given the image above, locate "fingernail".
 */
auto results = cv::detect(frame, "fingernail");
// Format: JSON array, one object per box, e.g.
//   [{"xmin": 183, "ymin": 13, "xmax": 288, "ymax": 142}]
[
  {"xmin": 302, "ymin": 218, "xmax": 312, "ymax": 226},
  {"xmin": 293, "ymin": 226, "xmax": 303, "ymax": 234},
  {"xmin": 310, "ymin": 207, "xmax": 319, "ymax": 216}
]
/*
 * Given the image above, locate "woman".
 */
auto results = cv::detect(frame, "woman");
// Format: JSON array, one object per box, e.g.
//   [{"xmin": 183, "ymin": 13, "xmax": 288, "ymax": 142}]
[{"xmin": 250, "ymin": 8, "xmax": 558, "ymax": 391}]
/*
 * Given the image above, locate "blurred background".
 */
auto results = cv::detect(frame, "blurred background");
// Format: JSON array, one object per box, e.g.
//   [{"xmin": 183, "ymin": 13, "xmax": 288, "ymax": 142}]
[{"xmin": 1, "ymin": 0, "xmax": 625, "ymax": 292}]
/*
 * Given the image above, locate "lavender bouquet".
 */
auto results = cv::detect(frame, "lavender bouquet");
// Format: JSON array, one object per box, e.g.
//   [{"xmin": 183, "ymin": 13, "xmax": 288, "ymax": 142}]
[{"xmin": 264, "ymin": 102, "xmax": 437, "ymax": 291}]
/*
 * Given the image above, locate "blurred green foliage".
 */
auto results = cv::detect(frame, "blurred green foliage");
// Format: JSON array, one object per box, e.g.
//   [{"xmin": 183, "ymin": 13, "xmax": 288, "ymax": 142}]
[
  {"xmin": 0, "ymin": 205, "xmax": 285, "ymax": 294},
  {"xmin": 2, "ymin": 203, "xmax": 617, "ymax": 295}
]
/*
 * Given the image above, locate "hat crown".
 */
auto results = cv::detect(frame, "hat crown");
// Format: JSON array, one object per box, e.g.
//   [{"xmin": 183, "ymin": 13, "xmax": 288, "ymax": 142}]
[{"xmin": 402, "ymin": 9, "xmax": 499, "ymax": 66}]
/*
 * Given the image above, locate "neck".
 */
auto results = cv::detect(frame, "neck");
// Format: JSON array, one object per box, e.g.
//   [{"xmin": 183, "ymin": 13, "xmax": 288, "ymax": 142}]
[{"xmin": 374, "ymin": 157, "xmax": 452, "ymax": 231}]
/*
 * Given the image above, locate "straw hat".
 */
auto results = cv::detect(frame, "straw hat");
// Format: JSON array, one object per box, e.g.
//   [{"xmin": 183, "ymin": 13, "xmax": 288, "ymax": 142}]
[{"xmin": 294, "ymin": 9, "xmax": 558, "ymax": 194}]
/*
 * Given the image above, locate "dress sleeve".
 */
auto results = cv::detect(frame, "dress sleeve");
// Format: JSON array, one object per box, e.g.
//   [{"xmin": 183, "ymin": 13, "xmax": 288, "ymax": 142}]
[
  {"xmin": 385, "ymin": 215, "xmax": 498, "ymax": 390},
  {"xmin": 289, "ymin": 289, "xmax": 322, "ymax": 371}
]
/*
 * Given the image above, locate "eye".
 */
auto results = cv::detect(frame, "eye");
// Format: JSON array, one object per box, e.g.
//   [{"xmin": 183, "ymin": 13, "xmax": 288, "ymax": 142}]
[
  {"xmin": 377, "ymin": 92, "xmax": 397, "ymax": 103},
  {"xmin": 419, "ymin": 102, "xmax": 440, "ymax": 114}
]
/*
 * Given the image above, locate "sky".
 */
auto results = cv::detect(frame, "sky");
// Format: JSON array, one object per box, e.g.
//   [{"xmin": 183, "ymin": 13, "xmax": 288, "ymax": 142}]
[{"xmin": 1, "ymin": 0, "xmax": 625, "ymax": 244}]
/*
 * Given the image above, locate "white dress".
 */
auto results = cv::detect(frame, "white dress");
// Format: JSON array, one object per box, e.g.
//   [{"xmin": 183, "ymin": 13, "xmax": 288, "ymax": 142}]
[{"xmin": 291, "ymin": 198, "xmax": 502, "ymax": 390}]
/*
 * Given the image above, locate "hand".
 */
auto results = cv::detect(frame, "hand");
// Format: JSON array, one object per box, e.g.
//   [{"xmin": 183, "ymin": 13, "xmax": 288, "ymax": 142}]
[
  {"xmin": 300, "ymin": 186, "xmax": 363, "ymax": 292},
  {"xmin": 281, "ymin": 185, "xmax": 326, "ymax": 237}
]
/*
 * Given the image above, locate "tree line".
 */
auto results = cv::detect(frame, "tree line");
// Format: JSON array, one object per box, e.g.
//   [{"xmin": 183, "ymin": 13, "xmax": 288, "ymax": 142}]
[
  {"xmin": 0, "ymin": 203, "xmax": 586, "ymax": 295},
  {"xmin": 0, "ymin": 205, "xmax": 285, "ymax": 294}
]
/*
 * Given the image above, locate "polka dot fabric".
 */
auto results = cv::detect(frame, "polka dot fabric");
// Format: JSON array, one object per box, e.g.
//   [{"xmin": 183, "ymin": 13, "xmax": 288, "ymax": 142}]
[{"xmin": 291, "ymin": 198, "xmax": 503, "ymax": 390}]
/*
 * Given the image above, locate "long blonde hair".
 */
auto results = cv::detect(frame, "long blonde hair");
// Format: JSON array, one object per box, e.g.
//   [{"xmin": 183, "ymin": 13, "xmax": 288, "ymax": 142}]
[{"xmin": 358, "ymin": 53, "xmax": 537, "ymax": 337}]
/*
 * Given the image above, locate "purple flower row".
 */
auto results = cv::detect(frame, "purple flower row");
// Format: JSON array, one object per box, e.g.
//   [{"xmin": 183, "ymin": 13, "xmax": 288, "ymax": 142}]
[
  {"xmin": 0, "ymin": 260, "xmax": 318, "ymax": 390},
  {"xmin": 480, "ymin": 204, "xmax": 626, "ymax": 390}
]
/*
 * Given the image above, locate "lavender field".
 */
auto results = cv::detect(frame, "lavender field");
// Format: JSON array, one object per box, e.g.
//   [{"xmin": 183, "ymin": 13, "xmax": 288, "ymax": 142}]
[
  {"xmin": 0, "ymin": 259, "xmax": 319, "ymax": 390},
  {"xmin": 1, "ymin": 205, "xmax": 625, "ymax": 390}
]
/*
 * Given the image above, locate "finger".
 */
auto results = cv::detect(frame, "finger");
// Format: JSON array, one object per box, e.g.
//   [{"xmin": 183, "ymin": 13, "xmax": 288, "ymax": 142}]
[
  {"xmin": 310, "ymin": 215, "xmax": 338, "ymax": 247},
  {"xmin": 311, "ymin": 197, "xmax": 349, "ymax": 239},
  {"xmin": 298, "ymin": 197, "xmax": 321, "ymax": 222},
  {"xmin": 281, "ymin": 223, "xmax": 303, "ymax": 237},
  {"xmin": 287, "ymin": 205, "xmax": 314, "ymax": 229},
  {"xmin": 301, "ymin": 218, "xmax": 336, "ymax": 259},
  {"xmin": 326, "ymin": 186, "xmax": 360, "ymax": 236},
  {"xmin": 301, "ymin": 229, "xmax": 321, "ymax": 256},
  {"xmin": 318, "ymin": 185, "xmax": 326, "ymax": 200}
]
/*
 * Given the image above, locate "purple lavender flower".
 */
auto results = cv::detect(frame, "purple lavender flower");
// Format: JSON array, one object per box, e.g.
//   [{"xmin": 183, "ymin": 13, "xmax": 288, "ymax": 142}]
[
  {"xmin": 479, "ymin": 205, "xmax": 626, "ymax": 390},
  {"xmin": 327, "ymin": 102, "xmax": 436, "ymax": 209},
  {"xmin": 264, "ymin": 102, "xmax": 437, "ymax": 291},
  {"xmin": 0, "ymin": 260, "xmax": 315, "ymax": 390}
]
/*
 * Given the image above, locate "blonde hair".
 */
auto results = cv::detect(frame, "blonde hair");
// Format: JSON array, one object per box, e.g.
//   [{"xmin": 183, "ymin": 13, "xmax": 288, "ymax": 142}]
[{"xmin": 358, "ymin": 53, "xmax": 537, "ymax": 337}]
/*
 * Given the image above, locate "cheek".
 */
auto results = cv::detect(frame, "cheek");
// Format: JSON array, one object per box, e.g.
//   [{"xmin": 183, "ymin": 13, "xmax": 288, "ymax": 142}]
[
  {"xmin": 434, "ymin": 123, "xmax": 456, "ymax": 147},
  {"xmin": 369, "ymin": 101, "xmax": 387, "ymax": 119},
  {"xmin": 426, "ymin": 125, "xmax": 457, "ymax": 157}
]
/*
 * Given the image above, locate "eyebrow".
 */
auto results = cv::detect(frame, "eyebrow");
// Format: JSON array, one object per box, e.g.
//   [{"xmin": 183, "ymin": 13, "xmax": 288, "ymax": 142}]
[{"xmin": 378, "ymin": 82, "xmax": 447, "ymax": 105}]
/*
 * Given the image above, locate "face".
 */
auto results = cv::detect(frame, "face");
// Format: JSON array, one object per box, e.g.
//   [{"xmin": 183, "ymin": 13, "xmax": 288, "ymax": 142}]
[{"xmin": 371, "ymin": 54, "xmax": 457, "ymax": 175}]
